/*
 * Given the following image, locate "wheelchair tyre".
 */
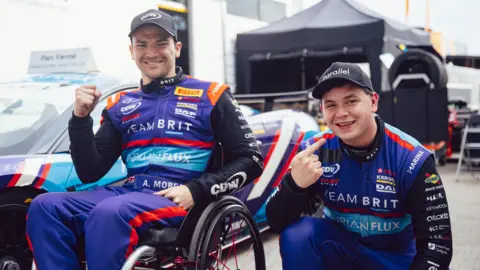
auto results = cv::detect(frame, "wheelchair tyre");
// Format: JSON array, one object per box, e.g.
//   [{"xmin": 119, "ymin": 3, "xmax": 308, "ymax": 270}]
[
  {"xmin": 185, "ymin": 196, "xmax": 244, "ymax": 262},
  {"xmin": 187, "ymin": 203, "xmax": 266, "ymax": 270}
]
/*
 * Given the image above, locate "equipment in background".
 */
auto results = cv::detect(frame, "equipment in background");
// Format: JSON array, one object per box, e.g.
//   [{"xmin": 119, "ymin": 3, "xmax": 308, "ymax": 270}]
[
  {"xmin": 378, "ymin": 48, "xmax": 449, "ymax": 165},
  {"xmin": 455, "ymin": 113, "xmax": 480, "ymax": 182}
]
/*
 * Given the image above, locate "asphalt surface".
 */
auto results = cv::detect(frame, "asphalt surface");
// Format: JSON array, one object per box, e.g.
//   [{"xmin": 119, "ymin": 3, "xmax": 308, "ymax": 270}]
[{"xmin": 243, "ymin": 162, "xmax": 480, "ymax": 270}]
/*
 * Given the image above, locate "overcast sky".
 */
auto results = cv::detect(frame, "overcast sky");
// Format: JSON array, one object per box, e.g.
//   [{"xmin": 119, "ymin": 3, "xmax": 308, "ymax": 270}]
[
  {"xmin": 340, "ymin": 0, "xmax": 480, "ymax": 55},
  {"xmin": 0, "ymin": 0, "xmax": 478, "ymax": 82}
]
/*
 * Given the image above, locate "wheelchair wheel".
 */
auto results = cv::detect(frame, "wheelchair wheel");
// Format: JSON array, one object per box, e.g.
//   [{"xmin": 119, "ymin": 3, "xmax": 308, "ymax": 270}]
[{"xmin": 187, "ymin": 203, "xmax": 265, "ymax": 270}]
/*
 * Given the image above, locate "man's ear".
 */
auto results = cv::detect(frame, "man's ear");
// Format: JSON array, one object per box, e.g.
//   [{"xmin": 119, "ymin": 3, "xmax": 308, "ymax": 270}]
[
  {"xmin": 371, "ymin": 92, "xmax": 379, "ymax": 113},
  {"xmin": 175, "ymin": 41, "xmax": 182, "ymax": 58},
  {"xmin": 129, "ymin": 43, "xmax": 134, "ymax": 60}
]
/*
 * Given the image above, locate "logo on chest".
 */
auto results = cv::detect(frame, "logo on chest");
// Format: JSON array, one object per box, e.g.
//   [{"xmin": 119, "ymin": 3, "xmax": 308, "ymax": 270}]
[
  {"xmin": 376, "ymin": 168, "xmax": 396, "ymax": 194},
  {"xmin": 174, "ymin": 87, "xmax": 204, "ymax": 97},
  {"xmin": 127, "ymin": 119, "xmax": 192, "ymax": 134},
  {"xmin": 319, "ymin": 164, "xmax": 340, "ymax": 186},
  {"xmin": 322, "ymin": 164, "xmax": 340, "ymax": 177},
  {"xmin": 175, "ymin": 108, "xmax": 197, "ymax": 119},
  {"xmin": 120, "ymin": 102, "xmax": 141, "ymax": 115}
]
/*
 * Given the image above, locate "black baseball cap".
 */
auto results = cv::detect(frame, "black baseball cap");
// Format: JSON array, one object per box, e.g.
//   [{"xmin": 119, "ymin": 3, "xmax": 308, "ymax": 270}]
[
  {"xmin": 311, "ymin": 62, "xmax": 374, "ymax": 99},
  {"xmin": 128, "ymin": 9, "xmax": 177, "ymax": 39}
]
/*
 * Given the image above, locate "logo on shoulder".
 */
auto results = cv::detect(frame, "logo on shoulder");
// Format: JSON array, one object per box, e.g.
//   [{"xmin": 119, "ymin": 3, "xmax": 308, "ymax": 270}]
[
  {"xmin": 121, "ymin": 102, "xmax": 141, "ymax": 115},
  {"xmin": 425, "ymin": 173, "xmax": 441, "ymax": 185},
  {"xmin": 232, "ymin": 99, "xmax": 241, "ymax": 112},
  {"xmin": 407, "ymin": 150, "xmax": 425, "ymax": 174}
]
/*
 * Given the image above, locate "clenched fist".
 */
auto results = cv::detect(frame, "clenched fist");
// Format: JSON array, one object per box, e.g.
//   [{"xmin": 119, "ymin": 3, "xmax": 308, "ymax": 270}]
[
  {"xmin": 290, "ymin": 138, "xmax": 326, "ymax": 189},
  {"xmin": 74, "ymin": 85, "xmax": 102, "ymax": 118}
]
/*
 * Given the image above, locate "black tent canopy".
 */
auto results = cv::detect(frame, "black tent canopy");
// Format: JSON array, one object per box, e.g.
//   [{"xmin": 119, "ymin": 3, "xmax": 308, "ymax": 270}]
[{"xmin": 235, "ymin": 0, "xmax": 432, "ymax": 94}]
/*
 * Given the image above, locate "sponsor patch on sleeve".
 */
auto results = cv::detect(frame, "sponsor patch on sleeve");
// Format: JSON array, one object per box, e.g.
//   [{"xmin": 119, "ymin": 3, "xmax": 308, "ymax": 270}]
[{"xmin": 207, "ymin": 82, "xmax": 229, "ymax": 105}]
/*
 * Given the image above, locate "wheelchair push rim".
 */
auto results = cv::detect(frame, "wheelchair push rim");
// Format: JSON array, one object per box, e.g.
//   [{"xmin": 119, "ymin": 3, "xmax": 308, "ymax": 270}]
[{"xmin": 189, "ymin": 204, "xmax": 266, "ymax": 270}]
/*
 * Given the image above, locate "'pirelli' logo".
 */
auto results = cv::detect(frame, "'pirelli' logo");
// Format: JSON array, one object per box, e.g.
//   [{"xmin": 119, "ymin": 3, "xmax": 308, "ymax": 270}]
[{"xmin": 174, "ymin": 87, "xmax": 204, "ymax": 97}]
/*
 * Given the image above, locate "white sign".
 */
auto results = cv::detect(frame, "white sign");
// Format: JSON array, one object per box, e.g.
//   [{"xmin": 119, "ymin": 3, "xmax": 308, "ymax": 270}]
[{"xmin": 27, "ymin": 48, "xmax": 98, "ymax": 74}]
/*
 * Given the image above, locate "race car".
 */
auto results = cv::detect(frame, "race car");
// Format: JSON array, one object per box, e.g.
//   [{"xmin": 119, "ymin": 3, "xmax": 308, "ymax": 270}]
[
  {"xmin": 0, "ymin": 49, "xmax": 321, "ymax": 269},
  {"xmin": 0, "ymin": 71, "xmax": 134, "ymax": 269}
]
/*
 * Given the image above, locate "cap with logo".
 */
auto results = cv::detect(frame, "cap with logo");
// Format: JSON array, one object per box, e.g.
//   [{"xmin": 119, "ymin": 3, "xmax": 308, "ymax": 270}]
[
  {"xmin": 311, "ymin": 62, "xmax": 374, "ymax": 99},
  {"xmin": 129, "ymin": 9, "xmax": 177, "ymax": 40}
]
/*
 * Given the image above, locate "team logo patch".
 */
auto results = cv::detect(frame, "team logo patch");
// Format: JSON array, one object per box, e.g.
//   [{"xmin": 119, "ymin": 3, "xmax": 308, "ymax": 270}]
[
  {"xmin": 174, "ymin": 87, "xmax": 204, "ymax": 97},
  {"xmin": 319, "ymin": 178, "xmax": 339, "ymax": 186},
  {"xmin": 232, "ymin": 99, "xmax": 241, "ymax": 112},
  {"xmin": 175, "ymin": 108, "xmax": 196, "ymax": 119},
  {"xmin": 121, "ymin": 113, "xmax": 140, "ymax": 124},
  {"xmin": 376, "ymin": 169, "xmax": 396, "ymax": 194},
  {"xmin": 120, "ymin": 102, "xmax": 141, "ymax": 115},
  {"xmin": 425, "ymin": 173, "xmax": 441, "ymax": 184},
  {"xmin": 322, "ymin": 164, "xmax": 340, "ymax": 178},
  {"xmin": 177, "ymin": 96, "xmax": 201, "ymax": 102},
  {"xmin": 176, "ymin": 102, "xmax": 198, "ymax": 110}
]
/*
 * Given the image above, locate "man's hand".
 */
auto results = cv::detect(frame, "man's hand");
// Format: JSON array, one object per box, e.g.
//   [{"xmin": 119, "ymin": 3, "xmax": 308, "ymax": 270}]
[
  {"xmin": 290, "ymin": 138, "xmax": 326, "ymax": 189},
  {"xmin": 156, "ymin": 185, "xmax": 194, "ymax": 210},
  {"xmin": 74, "ymin": 85, "xmax": 102, "ymax": 118}
]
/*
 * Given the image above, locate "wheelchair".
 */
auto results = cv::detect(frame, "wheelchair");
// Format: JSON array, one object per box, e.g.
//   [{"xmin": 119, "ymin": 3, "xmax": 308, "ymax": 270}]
[{"xmin": 31, "ymin": 195, "xmax": 266, "ymax": 270}]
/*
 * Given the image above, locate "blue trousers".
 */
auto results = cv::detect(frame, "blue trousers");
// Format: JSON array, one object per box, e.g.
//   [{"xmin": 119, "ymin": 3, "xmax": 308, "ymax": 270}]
[
  {"xmin": 26, "ymin": 186, "xmax": 187, "ymax": 270},
  {"xmin": 279, "ymin": 217, "xmax": 414, "ymax": 270}
]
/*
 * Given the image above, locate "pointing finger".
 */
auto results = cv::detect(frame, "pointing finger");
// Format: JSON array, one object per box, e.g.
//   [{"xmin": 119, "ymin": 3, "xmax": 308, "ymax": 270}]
[{"xmin": 303, "ymin": 138, "xmax": 326, "ymax": 156}]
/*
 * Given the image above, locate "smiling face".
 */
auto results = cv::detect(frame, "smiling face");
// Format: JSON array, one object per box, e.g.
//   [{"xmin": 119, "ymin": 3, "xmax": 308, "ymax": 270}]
[
  {"xmin": 321, "ymin": 82, "xmax": 379, "ymax": 147},
  {"xmin": 129, "ymin": 24, "xmax": 182, "ymax": 84}
]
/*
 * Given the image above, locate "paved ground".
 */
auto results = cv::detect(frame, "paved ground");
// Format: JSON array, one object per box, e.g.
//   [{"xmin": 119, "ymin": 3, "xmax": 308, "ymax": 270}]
[
  {"xmin": 437, "ymin": 163, "xmax": 480, "ymax": 270},
  {"xmin": 245, "ymin": 162, "xmax": 480, "ymax": 270}
]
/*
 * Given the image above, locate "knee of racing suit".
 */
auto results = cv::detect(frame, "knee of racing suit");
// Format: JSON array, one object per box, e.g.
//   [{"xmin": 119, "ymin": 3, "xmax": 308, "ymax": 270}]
[
  {"xmin": 279, "ymin": 216, "xmax": 318, "ymax": 256},
  {"xmin": 85, "ymin": 196, "xmax": 132, "ymax": 227},
  {"xmin": 27, "ymin": 193, "xmax": 66, "ymax": 222}
]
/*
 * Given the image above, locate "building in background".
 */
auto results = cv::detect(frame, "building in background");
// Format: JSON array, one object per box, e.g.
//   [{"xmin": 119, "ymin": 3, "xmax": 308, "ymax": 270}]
[
  {"xmin": 0, "ymin": 0, "xmax": 319, "ymax": 90},
  {"xmin": 181, "ymin": 0, "xmax": 319, "ymax": 92},
  {"xmin": 2, "ymin": 0, "xmax": 472, "ymax": 91}
]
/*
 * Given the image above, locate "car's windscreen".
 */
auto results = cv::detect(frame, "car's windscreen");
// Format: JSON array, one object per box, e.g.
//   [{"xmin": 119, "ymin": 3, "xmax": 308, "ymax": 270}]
[{"xmin": 0, "ymin": 81, "xmax": 76, "ymax": 155}]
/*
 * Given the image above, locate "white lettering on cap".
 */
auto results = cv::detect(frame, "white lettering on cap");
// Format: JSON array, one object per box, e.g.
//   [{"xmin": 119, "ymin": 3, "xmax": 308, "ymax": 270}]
[
  {"xmin": 141, "ymin": 12, "xmax": 162, "ymax": 21},
  {"xmin": 322, "ymin": 68, "xmax": 350, "ymax": 81}
]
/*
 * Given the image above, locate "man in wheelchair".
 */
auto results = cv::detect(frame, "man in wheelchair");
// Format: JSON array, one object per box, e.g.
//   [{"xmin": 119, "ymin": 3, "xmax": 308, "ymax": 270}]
[{"xmin": 26, "ymin": 9, "xmax": 264, "ymax": 270}]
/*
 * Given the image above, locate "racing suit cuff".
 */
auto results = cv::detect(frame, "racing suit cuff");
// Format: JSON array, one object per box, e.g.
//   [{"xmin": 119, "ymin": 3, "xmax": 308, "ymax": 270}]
[
  {"xmin": 185, "ymin": 180, "xmax": 205, "ymax": 204},
  {"xmin": 69, "ymin": 111, "xmax": 93, "ymax": 128},
  {"xmin": 284, "ymin": 172, "xmax": 310, "ymax": 194}
]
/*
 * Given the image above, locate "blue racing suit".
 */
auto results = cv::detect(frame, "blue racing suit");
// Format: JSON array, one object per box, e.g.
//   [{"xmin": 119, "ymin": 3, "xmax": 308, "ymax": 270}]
[
  {"xmin": 266, "ymin": 116, "xmax": 452, "ymax": 270},
  {"xmin": 26, "ymin": 67, "xmax": 264, "ymax": 270}
]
